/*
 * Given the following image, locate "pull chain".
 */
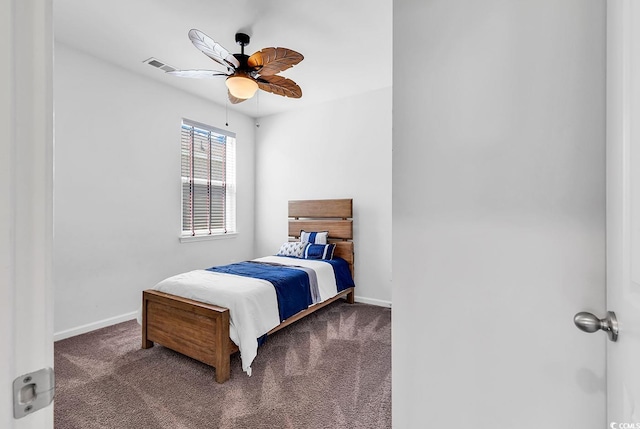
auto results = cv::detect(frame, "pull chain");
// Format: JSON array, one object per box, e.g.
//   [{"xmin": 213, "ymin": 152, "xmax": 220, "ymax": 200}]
[{"xmin": 255, "ymin": 91, "xmax": 260, "ymax": 128}]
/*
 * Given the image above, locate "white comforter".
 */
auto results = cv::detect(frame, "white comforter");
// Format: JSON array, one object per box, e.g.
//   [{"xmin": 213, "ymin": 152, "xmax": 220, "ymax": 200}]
[{"xmin": 146, "ymin": 256, "xmax": 340, "ymax": 375}]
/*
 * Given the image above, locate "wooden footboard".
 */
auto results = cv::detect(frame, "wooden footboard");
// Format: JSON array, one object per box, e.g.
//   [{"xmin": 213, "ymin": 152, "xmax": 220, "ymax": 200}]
[
  {"xmin": 142, "ymin": 290, "xmax": 239, "ymax": 383},
  {"xmin": 142, "ymin": 287, "xmax": 355, "ymax": 383}
]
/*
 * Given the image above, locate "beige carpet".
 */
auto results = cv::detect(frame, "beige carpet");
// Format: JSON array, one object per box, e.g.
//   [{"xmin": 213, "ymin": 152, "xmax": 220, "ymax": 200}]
[{"xmin": 54, "ymin": 301, "xmax": 391, "ymax": 428}]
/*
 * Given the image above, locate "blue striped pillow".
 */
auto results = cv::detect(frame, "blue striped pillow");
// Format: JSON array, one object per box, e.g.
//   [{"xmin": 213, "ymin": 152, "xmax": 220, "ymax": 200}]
[
  {"xmin": 303, "ymin": 243, "xmax": 336, "ymax": 260},
  {"xmin": 300, "ymin": 230, "xmax": 328, "ymax": 244}
]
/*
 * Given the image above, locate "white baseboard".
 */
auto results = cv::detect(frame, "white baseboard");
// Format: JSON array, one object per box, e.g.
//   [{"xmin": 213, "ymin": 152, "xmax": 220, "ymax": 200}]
[
  {"xmin": 54, "ymin": 311, "xmax": 139, "ymax": 342},
  {"xmin": 54, "ymin": 296, "xmax": 390, "ymax": 342},
  {"xmin": 354, "ymin": 295, "xmax": 392, "ymax": 308}
]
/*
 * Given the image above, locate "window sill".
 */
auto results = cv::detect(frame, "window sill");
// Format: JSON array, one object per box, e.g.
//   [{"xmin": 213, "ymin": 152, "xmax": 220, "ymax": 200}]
[{"xmin": 179, "ymin": 232, "xmax": 238, "ymax": 243}]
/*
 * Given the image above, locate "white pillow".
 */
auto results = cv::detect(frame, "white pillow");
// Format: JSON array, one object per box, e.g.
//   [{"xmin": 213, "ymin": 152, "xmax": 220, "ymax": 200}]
[
  {"xmin": 300, "ymin": 230, "xmax": 328, "ymax": 245},
  {"xmin": 276, "ymin": 241, "xmax": 309, "ymax": 258}
]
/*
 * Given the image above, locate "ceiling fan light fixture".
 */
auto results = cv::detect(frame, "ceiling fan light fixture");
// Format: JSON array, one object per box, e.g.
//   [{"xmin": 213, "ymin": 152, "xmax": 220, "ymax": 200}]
[{"xmin": 225, "ymin": 75, "xmax": 258, "ymax": 99}]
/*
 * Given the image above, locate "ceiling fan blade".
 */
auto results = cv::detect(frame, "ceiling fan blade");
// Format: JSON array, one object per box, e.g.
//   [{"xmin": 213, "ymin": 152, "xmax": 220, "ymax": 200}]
[
  {"xmin": 257, "ymin": 75, "xmax": 302, "ymax": 98},
  {"xmin": 188, "ymin": 29, "xmax": 240, "ymax": 70},
  {"xmin": 228, "ymin": 91, "xmax": 247, "ymax": 104},
  {"xmin": 248, "ymin": 47, "xmax": 304, "ymax": 76},
  {"xmin": 167, "ymin": 70, "xmax": 229, "ymax": 79}
]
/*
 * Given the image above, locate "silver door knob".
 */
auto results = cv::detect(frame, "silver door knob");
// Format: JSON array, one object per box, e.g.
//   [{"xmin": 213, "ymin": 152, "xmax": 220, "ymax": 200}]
[{"xmin": 574, "ymin": 311, "xmax": 618, "ymax": 342}]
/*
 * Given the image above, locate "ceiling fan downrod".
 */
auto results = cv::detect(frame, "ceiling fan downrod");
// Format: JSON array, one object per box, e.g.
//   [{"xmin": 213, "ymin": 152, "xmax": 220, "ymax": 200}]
[{"xmin": 235, "ymin": 33, "xmax": 250, "ymax": 56}]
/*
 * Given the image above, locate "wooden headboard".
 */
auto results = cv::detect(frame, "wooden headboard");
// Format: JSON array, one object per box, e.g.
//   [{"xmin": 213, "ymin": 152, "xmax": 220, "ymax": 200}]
[{"xmin": 288, "ymin": 199, "xmax": 354, "ymax": 276}]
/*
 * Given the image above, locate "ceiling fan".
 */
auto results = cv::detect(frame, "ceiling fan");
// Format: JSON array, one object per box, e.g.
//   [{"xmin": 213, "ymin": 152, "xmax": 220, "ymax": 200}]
[{"xmin": 168, "ymin": 29, "xmax": 304, "ymax": 104}]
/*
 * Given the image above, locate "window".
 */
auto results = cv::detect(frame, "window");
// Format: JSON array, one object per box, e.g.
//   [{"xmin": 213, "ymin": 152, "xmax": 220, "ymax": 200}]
[{"xmin": 181, "ymin": 119, "xmax": 236, "ymax": 237}]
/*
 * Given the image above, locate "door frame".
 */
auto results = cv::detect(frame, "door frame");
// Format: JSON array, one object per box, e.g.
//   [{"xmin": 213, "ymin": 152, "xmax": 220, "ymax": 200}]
[
  {"xmin": 0, "ymin": 0, "xmax": 54, "ymax": 427},
  {"xmin": 606, "ymin": 0, "xmax": 640, "ymax": 423}
]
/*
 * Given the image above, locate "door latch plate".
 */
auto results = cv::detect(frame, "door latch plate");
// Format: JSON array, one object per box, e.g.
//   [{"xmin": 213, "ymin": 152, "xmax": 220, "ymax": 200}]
[{"xmin": 13, "ymin": 367, "xmax": 55, "ymax": 419}]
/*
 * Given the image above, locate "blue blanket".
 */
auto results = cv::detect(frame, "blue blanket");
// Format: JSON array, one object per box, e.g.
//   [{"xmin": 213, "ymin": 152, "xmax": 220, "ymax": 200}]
[
  {"xmin": 206, "ymin": 257, "xmax": 355, "ymax": 324},
  {"xmin": 267, "ymin": 257, "xmax": 354, "ymax": 292},
  {"xmin": 206, "ymin": 261, "xmax": 313, "ymax": 321},
  {"xmin": 324, "ymin": 258, "xmax": 356, "ymax": 292}
]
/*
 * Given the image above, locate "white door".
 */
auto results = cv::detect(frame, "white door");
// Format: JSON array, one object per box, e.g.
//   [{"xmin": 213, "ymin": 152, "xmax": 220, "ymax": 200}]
[
  {"xmin": 0, "ymin": 0, "xmax": 54, "ymax": 428},
  {"xmin": 606, "ymin": 0, "xmax": 640, "ymax": 424},
  {"xmin": 392, "ymin": 1, "xmax": 607, "ymax": 427}
]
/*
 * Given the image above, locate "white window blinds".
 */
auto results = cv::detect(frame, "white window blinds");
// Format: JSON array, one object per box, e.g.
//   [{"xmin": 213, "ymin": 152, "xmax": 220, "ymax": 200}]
[{"xmin": 181, "ymin": 119, "xmax": 236, "ymax": 236}]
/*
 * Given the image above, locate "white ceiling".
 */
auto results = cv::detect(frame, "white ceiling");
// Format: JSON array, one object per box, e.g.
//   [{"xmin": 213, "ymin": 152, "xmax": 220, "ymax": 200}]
[{"xmin": 53, "ymin": 0, "xmax": 392, "ymax": 118}]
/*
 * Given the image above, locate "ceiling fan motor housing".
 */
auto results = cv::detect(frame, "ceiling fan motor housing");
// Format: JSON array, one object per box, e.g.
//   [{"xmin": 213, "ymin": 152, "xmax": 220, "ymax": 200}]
[{"xmin": 233, "ymin": 54, "xmax": 250, "ymax": 71}]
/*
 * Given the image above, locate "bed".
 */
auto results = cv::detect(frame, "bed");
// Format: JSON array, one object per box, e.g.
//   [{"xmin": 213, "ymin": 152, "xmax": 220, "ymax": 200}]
[{"xmin": 141, "ymin": 198, "xmax": 355, "ymax": 383}]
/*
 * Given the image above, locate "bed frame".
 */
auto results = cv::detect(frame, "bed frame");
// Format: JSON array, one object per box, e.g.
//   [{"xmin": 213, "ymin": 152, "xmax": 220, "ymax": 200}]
[{"xmin": 141, "ymin": 198, "xmax": 355, "ymax": 383}]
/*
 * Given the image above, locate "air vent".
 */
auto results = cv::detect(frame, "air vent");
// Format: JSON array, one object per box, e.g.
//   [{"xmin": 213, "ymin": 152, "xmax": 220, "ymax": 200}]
[{"xmin": 143, "ymin": 57, "xmax": 176, "ymax": 73}]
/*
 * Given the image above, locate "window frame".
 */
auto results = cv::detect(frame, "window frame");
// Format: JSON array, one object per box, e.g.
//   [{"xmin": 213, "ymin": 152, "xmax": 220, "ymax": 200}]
[{"xmin": 179, "ymin": 118, "xmax": 237, "ymax": 241}]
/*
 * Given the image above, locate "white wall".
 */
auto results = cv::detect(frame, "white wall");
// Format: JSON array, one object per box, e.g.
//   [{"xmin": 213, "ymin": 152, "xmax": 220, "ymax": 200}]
[
  {"xmin": 393, "ymin": 0, "xmax": 606, "ymax": 427},
  {"xmin": 54, "ymin": 43, "xmax": 256, "ymax": 337},
  {"xmin": 254, "ymin": 87, "xmax": 392, "ymax": 306}
]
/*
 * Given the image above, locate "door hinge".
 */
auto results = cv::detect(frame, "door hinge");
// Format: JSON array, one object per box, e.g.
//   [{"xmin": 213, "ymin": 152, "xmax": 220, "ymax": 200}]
[{"xmin": 13, "ymin": 367, "xmax": 55, "ymax": 419}]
